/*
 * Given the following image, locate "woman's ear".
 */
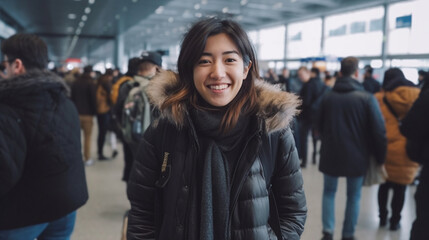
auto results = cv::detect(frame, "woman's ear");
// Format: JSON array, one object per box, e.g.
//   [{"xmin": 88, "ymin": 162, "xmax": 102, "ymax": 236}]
[{"xmin": 243, "ymin": 61, "xmax": 252, "ymax": 80}]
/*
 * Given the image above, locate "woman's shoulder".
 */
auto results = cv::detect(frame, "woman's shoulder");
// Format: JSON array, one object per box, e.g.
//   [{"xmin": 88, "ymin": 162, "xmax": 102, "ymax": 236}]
[{"xmin": 254, "ymin": 80, "xmax": 300, "ymax": 133}]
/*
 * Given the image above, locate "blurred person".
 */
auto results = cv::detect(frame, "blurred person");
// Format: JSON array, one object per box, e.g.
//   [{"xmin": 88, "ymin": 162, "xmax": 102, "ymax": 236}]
[
  {"xmin": 298, "ymin": 66, "xmax": 325, "ymax": 168},
  {"xmin": 417, "ymin": 70, "xmax": 427, "ymax": 89},
  {"xmin": 400, "ymin": 82, "xmax": 429, "ymax": 240},
  {"xmin": 317, "ymin": 57, "xmax": 387, "ymax": 240},
  {"xmin": 96, "ymin": 69, "xmax": 114, "ymax": 160},
  {"xmin": 363, "ymin": 65, "xmax": 381, "ymax": 94},
  {"xmin": 374, "ymin": 68, "xmax": 420, "ymax": 231},
  {"xmin": 64, "ymin": 67, "xmax": 80, "ymax": 92},
  {"xmin": 127, "ymin": 18, "xmax": 307, "ymax": 240},
  {"xmin": 278, "ymin": 67, "xmax": 291, "ymax": 92},
  {"xmin": 264, "ymin": 67, "xmax": 278, "ymax": 84},
  {"xmin": 324, "ymin": 70, "xmax": 336, "ymax": 87},
  {"xmin": 0, "ymin": 33, "xmax": 88, "ymax": 239},
  {"xmin": 111, "ymin": 57, "xmax": 140, "ymax": 181},
  {"xmin": 71, "ymin": 65, "xmax": 97, "ymax": 166}
]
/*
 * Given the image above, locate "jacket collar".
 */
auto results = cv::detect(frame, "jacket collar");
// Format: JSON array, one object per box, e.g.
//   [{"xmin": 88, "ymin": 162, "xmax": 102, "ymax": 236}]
[
  {"xmin": 333, "ymin": 76, "xmax": 364, "ymax": 93},
  {"xmin": 147, "ymin": 70, "xmax": 301, "ymax": 133},
  {"xmin": 0, "ymin": 69, "xmax": 69, "ymax": 97}
]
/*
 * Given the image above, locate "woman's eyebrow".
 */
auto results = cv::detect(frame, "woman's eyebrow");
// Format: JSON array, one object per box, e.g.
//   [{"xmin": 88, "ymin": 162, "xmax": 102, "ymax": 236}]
[{"xmin": 201, "ymin": 50, "xmax": 239, "ymax": 56}]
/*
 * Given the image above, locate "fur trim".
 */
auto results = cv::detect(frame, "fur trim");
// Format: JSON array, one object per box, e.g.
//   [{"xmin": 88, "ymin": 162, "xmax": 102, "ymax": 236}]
[
  {"xmin": 147, "ymin": 70, "xmax": 301, "ymax": 132},
  {"xmin": 0, "ymin": 69, "xmax": 69, "ymax": 95}
]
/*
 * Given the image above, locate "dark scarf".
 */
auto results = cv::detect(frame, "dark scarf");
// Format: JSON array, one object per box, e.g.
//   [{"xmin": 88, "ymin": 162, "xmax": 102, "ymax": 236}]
[{"xmin": 189, "ymin": 106, "xmax": 249, "ymax": 240}]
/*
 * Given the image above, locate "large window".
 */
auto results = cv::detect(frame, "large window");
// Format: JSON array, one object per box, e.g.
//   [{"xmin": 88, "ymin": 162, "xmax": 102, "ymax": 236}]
[
  {"xmin": 287, "ymin": 18, "xmax": 322, "ymax": 59},
  {"xmin": 388, "ymin": 0, "xmax": 429, "ymax": 54},
  {"xmin": 324, "ymin": 7, "xmax": 384, "ymax": 57},
  {"xmin": 259, "ymin": 26, "xmax": 285, "ymax": 60}
]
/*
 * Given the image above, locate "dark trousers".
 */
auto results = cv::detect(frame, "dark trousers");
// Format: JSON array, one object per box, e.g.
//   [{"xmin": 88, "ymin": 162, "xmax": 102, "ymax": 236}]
[
  {"xmin": 298, "ymin": 120, "xmax": 312, "ymax": 166},
  {"xmin": 410, "ymin": 166, "xmax": 429, "ymax": 240},
  {"xmin": 97, "ymin": 113, "xmax": 110, "ymax": 156},
  {"xmin": 377, "ymin": 181, "xmax": 407, "ymax": 224}
]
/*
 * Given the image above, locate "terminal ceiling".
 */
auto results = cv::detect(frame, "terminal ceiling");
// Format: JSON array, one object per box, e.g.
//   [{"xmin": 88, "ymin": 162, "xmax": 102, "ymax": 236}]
[{"xmin": 0, "ymin": 0, "xmax": 400, "ymax": 64}]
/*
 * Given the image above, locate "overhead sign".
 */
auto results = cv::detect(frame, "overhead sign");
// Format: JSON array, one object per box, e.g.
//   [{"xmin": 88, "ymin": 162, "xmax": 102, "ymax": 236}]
[{"xmin": 396, "ymin": 15, "xmax": 412, "ymax": 29}]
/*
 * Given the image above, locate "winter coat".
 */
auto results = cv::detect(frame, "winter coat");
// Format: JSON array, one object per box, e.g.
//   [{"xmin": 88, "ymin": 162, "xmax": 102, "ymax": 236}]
[
  {"xmin": 299, "ymin": 77, "xmax": 325, "ymax": 124},
  {"xmin": 375, "ymin": 86, "xmax": 420, "ymax": 185},
  {"xmin": 318, "ymin": 77, "xmax": 387, "ymax": 177},
  {"xmin": 71, "ymin": 74, "xmax": 97, "ymax": 115},
  {"xmin": 0, "ymin": 70, "xmax": 88, "ymax": 229},
  {"xmin": 96, "ymin": 77, "xmax": 112, "ymax": 114},
  {"xmin": 363, "ymin": 77, "xmax": 381, "ymax": 94},
  {"xmin": 127, "ymin": 71, "xmax": 307, "ymax": 240}
]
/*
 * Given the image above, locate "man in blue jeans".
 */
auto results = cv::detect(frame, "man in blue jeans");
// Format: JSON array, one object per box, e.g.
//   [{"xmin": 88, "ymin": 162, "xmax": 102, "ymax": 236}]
[
  {"xmin": 0, "ymin": 34, "xmax": 88, "ymax": 239},
  {"xmin": 317, "ymin": 57, "xmax": 387, "ymax": 240}
]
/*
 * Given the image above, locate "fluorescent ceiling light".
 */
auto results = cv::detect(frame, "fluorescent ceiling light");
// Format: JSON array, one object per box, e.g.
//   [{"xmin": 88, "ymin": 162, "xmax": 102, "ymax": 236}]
[
  {"xmin": 85, "ymin": 7, "xmax": 91, "ymax": 14},
  {"xmin": 155, "ymin": 6, "xmax": 164, "ymax": 14},
  {"xmin": 68, "ymin": 13, "xmax": 76, "ymax": 19}
]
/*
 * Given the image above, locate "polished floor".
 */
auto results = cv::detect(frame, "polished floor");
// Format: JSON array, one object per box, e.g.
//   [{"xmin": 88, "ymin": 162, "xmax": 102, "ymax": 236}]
[{"xmin": 72, "ymin": 130, "xmax": 417, "ymax": 240}]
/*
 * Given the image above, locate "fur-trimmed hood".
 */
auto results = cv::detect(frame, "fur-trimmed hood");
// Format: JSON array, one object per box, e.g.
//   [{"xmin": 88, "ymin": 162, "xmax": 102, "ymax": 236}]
[
  {"xmin": 0, "ymin": 69, "xmax": 69, "ymax": 100},
  {"xmin": 146, "ymin": 70, "xmax": 301, "ymax": 132}
]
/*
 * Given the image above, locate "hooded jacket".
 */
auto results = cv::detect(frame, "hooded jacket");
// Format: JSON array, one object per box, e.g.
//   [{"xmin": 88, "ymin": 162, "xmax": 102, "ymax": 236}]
[
  {"xmin": 127, "ymin": 71, "xmax": 307, "ymax": 240},
  {"xmin": 318, "ymin": 77, "xmax": 387, "ymax": 177},
  {"xmin": 0, "ymin": 70, "xmax": 88, "ymax": 229},
  {"xmin": 375, "ymin": 83, "xmax": 420, "ymax": 185}
]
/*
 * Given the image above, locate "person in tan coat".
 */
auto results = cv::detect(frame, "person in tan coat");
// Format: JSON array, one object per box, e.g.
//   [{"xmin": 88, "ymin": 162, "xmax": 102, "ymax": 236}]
[{"xmin": 374, "ymin": 68, "xmax": 420, "ymax": 231}]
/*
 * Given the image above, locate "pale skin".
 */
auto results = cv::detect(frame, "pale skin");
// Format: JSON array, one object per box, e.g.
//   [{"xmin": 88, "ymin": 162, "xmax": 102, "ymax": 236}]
[
  {"xmin": 3, "ymin": 56, "xmax": 27, "ymax": 78},
  {"xmin": 193, "ymin": 33, "xmax": 251, "ymax": 107}
]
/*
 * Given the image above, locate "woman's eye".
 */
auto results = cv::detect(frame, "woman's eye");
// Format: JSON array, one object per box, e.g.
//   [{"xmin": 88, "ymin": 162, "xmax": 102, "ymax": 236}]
[
  {"xmin": 226, "ymin": 58, "xmax": 237, "ymax": 63},
  {"xmin": 198, "ymin": 59, "xmax": 210, "ymax": 64}
]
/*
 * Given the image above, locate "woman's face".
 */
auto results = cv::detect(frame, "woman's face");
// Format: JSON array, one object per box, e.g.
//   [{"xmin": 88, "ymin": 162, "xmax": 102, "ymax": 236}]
[{"xmin": 193, "ymin": 33, "xmax": 251, "ymax": 107}]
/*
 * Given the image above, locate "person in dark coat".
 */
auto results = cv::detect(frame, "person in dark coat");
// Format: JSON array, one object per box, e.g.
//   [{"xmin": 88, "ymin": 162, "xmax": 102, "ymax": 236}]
[
  {"xmin": 127, "ymin": 18, "xmax": 307, "ymax": 240},
  {"xmin": 71, "ymin": 65, "xmax": 97, "ymax": 166},
  {"xmin": 400, "ymin": 83, "xmax": 429, "ymax": 240},
  {"xmin": 363, "ymin": 65, "xmax": 381, "ymax": 94},
  {"xmin": 298, "ymin": 66, "xmax": 325, "ymax": 167},
  {"xmin": 0, "ymin": 34, "xmax": 88, "ymax": 238},
  {"xmin": 317, "ymin": 57, "xmax": 387, "ymax": 240}
]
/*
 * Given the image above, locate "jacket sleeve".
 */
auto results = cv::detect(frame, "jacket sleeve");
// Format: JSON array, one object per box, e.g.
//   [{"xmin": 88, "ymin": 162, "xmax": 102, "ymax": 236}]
[
  {"xmin": 273, "ymin": 128, "xmax": 307, "ymax": 239},
  {"xmin": 127, "ymin": 124, "xmax": 160, "ymax": 240},
  {"xmin": 0, "ymin": 113, "xmax": 27, "ymax": 197},
  {"xmin": 400, "ymin": 90, "xmax": 429, "ymax": 140},
  {"xmin": 368, "ymin": 95, "xmax": 387, "ymax": 164}
]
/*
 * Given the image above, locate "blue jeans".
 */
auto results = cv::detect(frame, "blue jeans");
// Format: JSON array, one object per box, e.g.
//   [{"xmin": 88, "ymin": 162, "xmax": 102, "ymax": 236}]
[
  {"xmin": 322, "ymin": 174, "xmax": 364, "ymax": 238},
  {"xmin": 0, "ymin": 211, "xmax": 76, "ymax": 240}
]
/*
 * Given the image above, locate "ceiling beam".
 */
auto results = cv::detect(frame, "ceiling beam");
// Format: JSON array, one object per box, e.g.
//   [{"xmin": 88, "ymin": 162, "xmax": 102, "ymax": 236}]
[{"xmin": 35, "ymin": 32, "xmax": 115, "ymax": 40}]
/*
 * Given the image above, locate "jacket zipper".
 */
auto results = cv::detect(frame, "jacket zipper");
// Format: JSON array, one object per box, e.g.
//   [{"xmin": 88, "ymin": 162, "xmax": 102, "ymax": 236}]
[{"xmin": 227, "ymin": 130, "xmax": 262, "ymax": 239}]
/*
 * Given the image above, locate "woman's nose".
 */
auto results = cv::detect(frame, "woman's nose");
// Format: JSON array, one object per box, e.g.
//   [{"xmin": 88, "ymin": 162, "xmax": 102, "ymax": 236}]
[{"xmin": 209, "ymin": 62, "xmax": 226, "ymax": 80}]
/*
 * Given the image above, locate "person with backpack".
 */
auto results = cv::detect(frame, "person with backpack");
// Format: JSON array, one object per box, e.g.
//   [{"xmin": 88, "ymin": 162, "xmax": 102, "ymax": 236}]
[
  {"xmin": 121, "ymin": 51, "xmax": 162, "ymax": 150},
  {"xmin": 127, "ymin": 18, "xmax": 307, "ymax": 240},
  {"xmin": 374, "ymin": 68, "xmax": 420, "ymax": 231}
]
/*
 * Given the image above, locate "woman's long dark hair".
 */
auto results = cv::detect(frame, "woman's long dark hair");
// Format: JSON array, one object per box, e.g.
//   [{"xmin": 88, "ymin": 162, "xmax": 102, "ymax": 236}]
[{"xmin": 162, "ymin": 18, "xmax": 260, "ymax": 133}]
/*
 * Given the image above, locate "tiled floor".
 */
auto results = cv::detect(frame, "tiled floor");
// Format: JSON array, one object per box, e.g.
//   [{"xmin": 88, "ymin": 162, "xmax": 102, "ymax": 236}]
[{"xmin": 72, "ymin": 132, "xmax": 417, "ymax": 240}]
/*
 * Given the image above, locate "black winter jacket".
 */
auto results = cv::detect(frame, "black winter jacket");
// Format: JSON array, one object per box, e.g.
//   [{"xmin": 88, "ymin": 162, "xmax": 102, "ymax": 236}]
[
  {"xmin": 299, "ymin": 77, "xmax": 326, "ymax": 124},
  {"xmin": 0, "ymin": 70, "xmax": 88, "ymax": 229},
  {"xmin": 127, "ymin": 71, "xmax": 307, "ymax": 240},
  {"xmin": 401, "ymin": 88, "xmax": 429, "ymax": 178},
  {"xmin": 318, "ymin": 77, "xmax": 387, "ymax": 177}
]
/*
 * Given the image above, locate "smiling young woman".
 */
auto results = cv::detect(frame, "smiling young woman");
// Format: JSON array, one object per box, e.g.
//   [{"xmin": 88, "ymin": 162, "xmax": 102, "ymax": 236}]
[{"xmin": 126, "ymin": 18, "xmax": 307, "ymax": 240}]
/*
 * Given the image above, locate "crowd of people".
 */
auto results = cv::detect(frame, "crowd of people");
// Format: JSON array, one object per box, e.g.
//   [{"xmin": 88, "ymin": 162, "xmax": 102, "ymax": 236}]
[{"xmin": 1, "ymin": 17, "xmax": 428, "ymax": 240}]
